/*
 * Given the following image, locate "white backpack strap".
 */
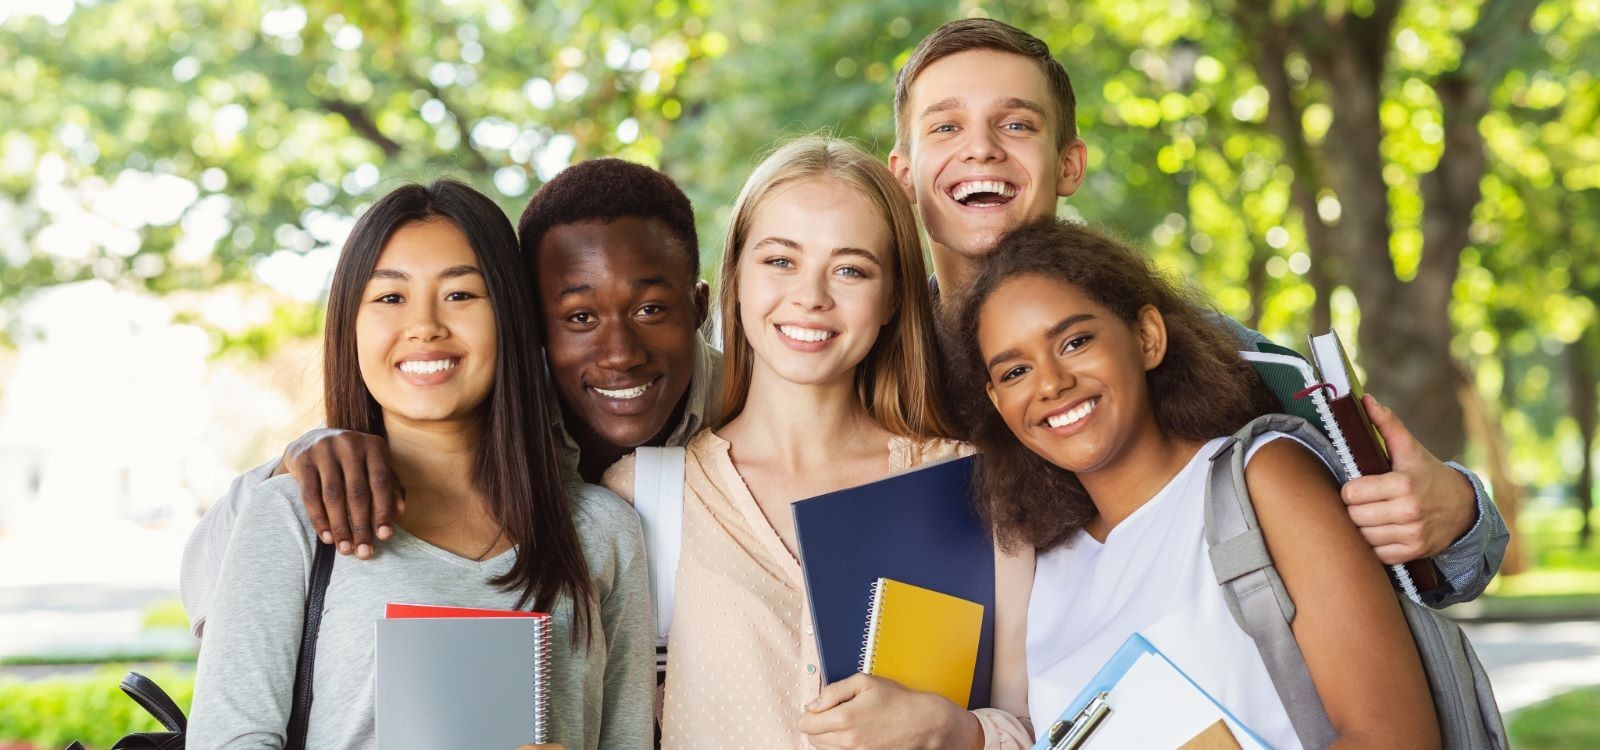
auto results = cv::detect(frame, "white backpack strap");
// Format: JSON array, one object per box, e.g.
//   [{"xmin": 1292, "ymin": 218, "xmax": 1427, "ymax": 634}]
[{"xmin": 633, "ymin": 446, "xmax": 686, "ymax": 643}]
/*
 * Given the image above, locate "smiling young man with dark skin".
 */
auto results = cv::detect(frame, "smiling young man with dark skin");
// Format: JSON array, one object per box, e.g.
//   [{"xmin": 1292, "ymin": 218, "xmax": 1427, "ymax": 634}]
[{"xmin": 179, "ymin": 159, "xmax": 720, "ymax": 636}]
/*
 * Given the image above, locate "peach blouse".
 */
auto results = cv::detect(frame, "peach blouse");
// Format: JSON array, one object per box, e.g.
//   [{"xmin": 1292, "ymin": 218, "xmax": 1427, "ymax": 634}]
[{"xmin": 604, "ymin": 430, "xmax": 1034, "ymax": 749}]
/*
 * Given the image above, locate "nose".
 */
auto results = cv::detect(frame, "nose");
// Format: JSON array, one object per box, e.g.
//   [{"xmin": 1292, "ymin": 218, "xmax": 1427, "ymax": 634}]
[
  {"xmin": 1035, "ymin": 356, "xmax": 1075, "ymax": 402},
  {"xmin": 959, "ymin": 124, "xmax": 1004, "ymax": 163},
  {"xmin": 404, "ymin": 296, "xmax": 447, "ymax": 342},
  {"xmin": 789, "ymin": 266, "xmax": 834, "ymax": 311},
  {"xmin": 594, "ymin": 319, "xmax": 648, "ymax": 371}
]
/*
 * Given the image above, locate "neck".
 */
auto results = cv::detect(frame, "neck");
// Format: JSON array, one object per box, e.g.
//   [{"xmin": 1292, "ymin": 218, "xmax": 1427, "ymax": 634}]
[
  {"xmin": 382, "ymin": 413, "xmax": 483, "ymax": 512},
  {"xmin": 568, "ymin": 393, "xmax": 690, "ymax": 483},
  {"xmin": 1075, "ymin": 419, "xmax": 1204, "ymax": 542},
  {"xmin": 725, "ymin": 368, "xmax": 879, "ymax": 472},
  {"xmin": 930, "ymin": 239, "xmax": 982, "ymax": 316}
]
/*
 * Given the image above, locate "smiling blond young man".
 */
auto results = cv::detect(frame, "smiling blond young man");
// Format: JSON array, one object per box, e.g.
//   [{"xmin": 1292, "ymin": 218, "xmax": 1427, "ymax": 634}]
[{"xmin": 885, "ymin": 18, "xmax": 1507, "ymax": 608}]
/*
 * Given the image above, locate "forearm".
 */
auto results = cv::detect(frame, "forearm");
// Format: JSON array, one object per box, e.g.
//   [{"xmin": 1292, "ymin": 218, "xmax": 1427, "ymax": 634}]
[
  {"xmin": 1421, "ymin": 464, "xmax": 1510, "ymax": 607},
  {"xmin": 973, "ymin": 707, "xmax": 1033, "ymax": 749},
  {"xmin": 179, "ymin": 458, "xmax": 279, "ymax": 637}
]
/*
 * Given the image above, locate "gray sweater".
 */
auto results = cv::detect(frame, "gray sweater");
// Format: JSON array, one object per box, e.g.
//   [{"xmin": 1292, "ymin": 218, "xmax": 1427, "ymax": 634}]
[{"xmin": 187, "ymin": 474, "xmax": 653, "ymax": 749}]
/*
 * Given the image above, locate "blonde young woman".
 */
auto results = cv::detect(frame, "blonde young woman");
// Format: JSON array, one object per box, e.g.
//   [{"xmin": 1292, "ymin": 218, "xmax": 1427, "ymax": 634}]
[{"xmin": 602, "ymin": 137, "xmax": 1033, "ymax": 749}]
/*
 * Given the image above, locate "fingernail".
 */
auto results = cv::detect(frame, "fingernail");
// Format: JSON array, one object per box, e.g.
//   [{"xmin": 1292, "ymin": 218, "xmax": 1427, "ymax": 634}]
[
  {"xmin": 338, "ymin": 541, "xmax": 352, "ymax": 554},
  {"xmin": 377, "ymin": 525, "xmax": 392, "ymax": 540},
  {"xmin": 320, "ymin": 531, "xmax": 333, "ymax": 544},
  {"xmin": 357, "ymin": 544, "xmax": 372, "ymax": 558}
]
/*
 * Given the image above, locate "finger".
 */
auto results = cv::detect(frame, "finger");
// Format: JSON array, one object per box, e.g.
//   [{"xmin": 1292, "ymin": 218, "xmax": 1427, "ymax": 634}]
[
  {"xmin": 342, "ymin": 443, "xmax": 375, "ymax": 559},
  {"xmin": 1358, "ymin": 523, "xmax": 1424, "ymax": 557},
  {"xmin": 317, "ymin": 458, "xmax": 354, "ymax": 554},
  {"xmin": 367, "ymin": 442, "xmax": 401, "ymax": 541},
  {"xmin": 1363, "ymin": 394, "xmax": 1421, "ymax": 465},
  {"xmin": 795, "ymin": 703, "xmax": 852, "ymax": 736},
  {"xmin": 1344, "ymin": 496, "xmax": 1423, "ymax": 529},
  {"xmin": 294, "ymin": 452, "xmax": 333, "ymax": 545},
  {"xmin": 1339, "ymin": 473, "xmax": 1415, "ymax": 507},
  {"xmin": 807, "ymin": 673, "xmax": 870, "ymax": 713}
]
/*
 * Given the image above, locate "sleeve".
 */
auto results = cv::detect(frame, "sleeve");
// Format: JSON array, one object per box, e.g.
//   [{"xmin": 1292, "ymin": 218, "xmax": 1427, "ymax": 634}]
[
  {"xmin": 596, "ymin": 491, "xmax": 656, "ymax": 749},
  {"xmin": 185, "ymin": 479, "xmax": 316, "ymax": 749},
  {"xmin": 600, "ymin": 453, "xmax": 640, "ymax": 505},
  {"xmin": 1419, "ymin": 464, "xmax": 1510, "ymax": 608},
  {"xmin": 180, "ymin": 457, "xmax": 280, "ymax": 637}
]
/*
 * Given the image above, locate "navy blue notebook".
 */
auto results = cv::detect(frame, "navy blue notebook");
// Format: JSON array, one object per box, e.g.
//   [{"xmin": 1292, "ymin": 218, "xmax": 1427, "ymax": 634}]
[{"xmin": 792, "ymin": 455, "xmax": 995, "ymax": 709}]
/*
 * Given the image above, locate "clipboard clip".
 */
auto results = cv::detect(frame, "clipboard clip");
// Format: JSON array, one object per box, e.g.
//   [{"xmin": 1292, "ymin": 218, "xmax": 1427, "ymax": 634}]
[{"xmin": 1046, "ymin": 690, "xmax": 1113, "ymax": 750}]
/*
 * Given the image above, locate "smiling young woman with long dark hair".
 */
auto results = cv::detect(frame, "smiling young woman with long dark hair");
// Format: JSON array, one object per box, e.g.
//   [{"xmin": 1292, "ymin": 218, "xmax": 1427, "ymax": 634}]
[{"xmin": 187, "ymin": 179, "xmax": 653, "ymax": 749}]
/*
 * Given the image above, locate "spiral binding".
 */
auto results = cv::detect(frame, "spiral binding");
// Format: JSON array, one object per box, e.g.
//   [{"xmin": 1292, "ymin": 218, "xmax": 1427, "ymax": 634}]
[
  {"xmin": 858, "ymin": 578, "xmax": 887, "ymax": 674},
  {"xmin": 532, "ymin": 615, "xmax": 552, "ymax": 744}
]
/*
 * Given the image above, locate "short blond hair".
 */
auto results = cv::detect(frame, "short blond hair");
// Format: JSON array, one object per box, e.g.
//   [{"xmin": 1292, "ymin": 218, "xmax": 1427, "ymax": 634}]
[{"xmin": 715, "ymin": 136, "xmax": 953, "ymax": 440}]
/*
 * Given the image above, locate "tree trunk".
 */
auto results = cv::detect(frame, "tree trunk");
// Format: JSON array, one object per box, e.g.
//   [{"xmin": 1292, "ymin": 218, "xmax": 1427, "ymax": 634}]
[{"xmin": 1572, "ymin": 326, "xmax": 1598, "ymax": 548}]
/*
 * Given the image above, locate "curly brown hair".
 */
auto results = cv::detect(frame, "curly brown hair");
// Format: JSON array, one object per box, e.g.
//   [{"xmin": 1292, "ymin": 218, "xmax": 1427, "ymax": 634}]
[{"xmin": 957, "ymin": 219, "xmax": 1279, "ymax": 553}]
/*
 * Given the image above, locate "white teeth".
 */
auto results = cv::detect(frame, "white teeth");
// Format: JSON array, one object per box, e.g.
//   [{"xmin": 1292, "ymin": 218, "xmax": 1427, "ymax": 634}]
[
  {"xmin": 1046, "ymin": 398, "xmax": 1098, "ymax": 428},
  {"xmin": 951, "ymin": 180, "xmax": 1018, "ymax": 202},
  {"xmin": 778, "ymin": 325, "xmax": 836, "ymax": 343},
  {"xmin": 595, "ymin": 382, "xmax": 651, "ymax": 399},
  {"xmin": 398, "ymin": 359, "xmax": 458, "ymax": 375}
]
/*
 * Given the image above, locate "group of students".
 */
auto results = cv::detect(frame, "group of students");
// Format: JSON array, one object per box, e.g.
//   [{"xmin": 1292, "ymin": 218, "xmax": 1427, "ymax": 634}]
[{"xmin": 179, "ymin": 18, "xmax": 1509, "ymax": 749}]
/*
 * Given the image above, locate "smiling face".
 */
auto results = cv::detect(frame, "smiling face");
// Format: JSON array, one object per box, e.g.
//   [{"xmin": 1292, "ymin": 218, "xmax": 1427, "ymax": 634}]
[
  {"xmin": 735, "ymin": 177, "xmax": 895, "ymax": 389},
  {"xmin": 355, "ymin": 218, "xmax": 497, "ymax": 429},
  {"xmin": 977, "ymin": 274, "xmax": 1166, "ymax": 475},
  {"xmin": 538, "ymin": 216, "xmax": 708, "ymax": 451},
  {"xmin": 890, "ymin": 49, "xmax": 1086, "ymax": 261}
]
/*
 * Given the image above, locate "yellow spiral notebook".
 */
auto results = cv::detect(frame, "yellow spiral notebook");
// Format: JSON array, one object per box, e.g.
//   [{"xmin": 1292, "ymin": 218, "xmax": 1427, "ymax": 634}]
[{"xmin": 858, "ymin": 578, "xmax": 985, "ymax": 707}]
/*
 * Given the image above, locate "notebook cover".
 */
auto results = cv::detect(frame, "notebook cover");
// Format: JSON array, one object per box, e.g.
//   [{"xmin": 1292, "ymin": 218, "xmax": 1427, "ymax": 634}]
[
  {"xmin": 385, "ymin": 602, "xmax": 543, "ymax": 619},
  {"xmin": 862, "ymin": 579, "xmax": 983, "ymax": 708},
  {"xmin": 375, "ymin": 617, "xmax": 547, "ymax": 748},
  {"xmin": 792, "ymin": 455, "xmax": 996, "ymax": 708}
]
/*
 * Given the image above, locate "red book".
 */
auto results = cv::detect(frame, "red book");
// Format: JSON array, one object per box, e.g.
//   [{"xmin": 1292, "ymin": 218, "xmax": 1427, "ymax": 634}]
[{"xmin": 385, "ymin": 602, "xmax": 544, "ymax": 619}]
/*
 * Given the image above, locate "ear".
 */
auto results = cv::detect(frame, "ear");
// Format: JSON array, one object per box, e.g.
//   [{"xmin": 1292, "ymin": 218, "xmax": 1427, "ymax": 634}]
[
  {"xmin": 1135, "ymin": 304, "xmax": 1168, "ymax": 371},
  {"xmin": 887, "ymin": 148, "xmax": 917, "ymax": 204},
  {"xmin": 1055, "ymin": 138, "xmax": 1087, "ymax": 197},
  {"xmin": 693, "ymin": 279, "xmax": 711, "ymax": 329},
  {"xmin": 986, "ymin": 379, "xmax": 1000, "ymax": 412}
]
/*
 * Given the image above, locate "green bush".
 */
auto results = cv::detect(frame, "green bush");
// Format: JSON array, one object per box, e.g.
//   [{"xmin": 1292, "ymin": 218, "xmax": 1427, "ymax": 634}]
[{"xmin": 0, "ymin": 667, "xmax": 194, "ymax": 749}]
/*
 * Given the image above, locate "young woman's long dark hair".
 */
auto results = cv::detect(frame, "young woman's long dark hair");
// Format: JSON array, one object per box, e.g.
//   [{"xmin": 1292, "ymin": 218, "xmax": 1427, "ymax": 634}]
[
  {"xmin": 323, "ymin": 179, "xmax": 595, "ymax": 638},
  {"xmin": 958, "ymin": 219, "xmax": 1280, "ymax": 553}
]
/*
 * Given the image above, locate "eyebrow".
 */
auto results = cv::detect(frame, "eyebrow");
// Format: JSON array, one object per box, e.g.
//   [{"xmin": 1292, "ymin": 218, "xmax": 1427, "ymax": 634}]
[
  {"xmin": 369, "ymin": 265, "xmax": 483, "ymax": 281},
  {"xmin": 751, "ymin": 236, "xmax": 882, "ymax": 265},
  {"xmin": 556, "ymin": 275, "xmax": 676, "ymax": 300},
  {"xmin": 985, "ymin": 313, "xmax": 1098, "ymax": 371},
  {"xmin": 919, "ymin": 96, "xmax": 1048, "ymax": 120}
]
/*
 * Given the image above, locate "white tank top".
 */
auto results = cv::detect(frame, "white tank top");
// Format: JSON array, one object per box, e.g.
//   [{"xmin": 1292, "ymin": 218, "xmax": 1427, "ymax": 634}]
[{"xmin": 1025, "ymin": 434, "xmax": 1303, "ymax": 749}]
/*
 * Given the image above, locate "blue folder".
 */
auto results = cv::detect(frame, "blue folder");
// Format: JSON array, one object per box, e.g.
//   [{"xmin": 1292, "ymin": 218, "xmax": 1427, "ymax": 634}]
[
  {"xmin": 1030, "ymin": 633, "xmax": 1271, "ymax": 750},
  {"xmin": 792, "ymin": 455, "xmax": 995, "ymax": 709}
]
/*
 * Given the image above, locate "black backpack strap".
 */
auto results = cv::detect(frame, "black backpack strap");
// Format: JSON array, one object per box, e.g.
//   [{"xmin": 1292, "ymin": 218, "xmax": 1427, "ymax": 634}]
[
  {"xmin": 118, "ymin": 672, "xmax": 187, "ymax": 732},
  {"xmin": 1204, "ymin": 414, "xmax": 1341, "ymax": 749},
  {"xmin": 286, "ymin": 541, "xmax": 335, "ymax": 750}
]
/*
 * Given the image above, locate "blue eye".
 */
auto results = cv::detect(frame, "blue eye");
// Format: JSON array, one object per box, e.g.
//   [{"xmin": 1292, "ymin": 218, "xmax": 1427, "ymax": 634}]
[
  {"xmin": 836, "ymin": 265, "xmax": 869, "ymax": 279},
  {"xmin": 763, "ymin": 257, "xmax": 795, "ymax": 269}
]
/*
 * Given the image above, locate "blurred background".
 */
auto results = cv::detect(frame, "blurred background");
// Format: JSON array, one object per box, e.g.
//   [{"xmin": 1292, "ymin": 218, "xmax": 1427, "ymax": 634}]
[{"xmin": 0, "ymin": 0, "xmax": 1596, "ymax": 746}]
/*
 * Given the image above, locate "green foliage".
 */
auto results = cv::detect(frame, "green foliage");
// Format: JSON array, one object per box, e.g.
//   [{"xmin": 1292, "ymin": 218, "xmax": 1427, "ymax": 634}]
[
  {"xmin": 139, "ymin": 599, "xmax": 190, "ymax": 631},
  {"xmin": 0, "ymin": 667, "xmax": 194, "ymax": 749},
  {"xmin": 1509, "ymin": 686, "xmax": 1600, "ymax": 750}
]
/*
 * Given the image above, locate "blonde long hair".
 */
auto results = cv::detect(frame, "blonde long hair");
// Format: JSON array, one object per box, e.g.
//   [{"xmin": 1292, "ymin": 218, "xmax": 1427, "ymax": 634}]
[{"xmin": 714, "ymin": 136, "xmax": 953, "ymax": 439}]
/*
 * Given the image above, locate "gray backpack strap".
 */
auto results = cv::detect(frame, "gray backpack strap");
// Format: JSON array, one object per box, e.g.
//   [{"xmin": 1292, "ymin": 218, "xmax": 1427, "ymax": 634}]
[
  {"xmin": 1204, "ymin": 414, "xmax": 1341, "ymax": 749},
  {"xmin": 633, "ymin": 446, "xmax": 686, "ymax": 643}
]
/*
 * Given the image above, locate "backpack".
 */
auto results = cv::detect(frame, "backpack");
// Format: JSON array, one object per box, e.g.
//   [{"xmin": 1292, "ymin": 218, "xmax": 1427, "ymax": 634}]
[{"xmin": 1204, "ymin": 413, "xmax": 1508, "ymax": 750}]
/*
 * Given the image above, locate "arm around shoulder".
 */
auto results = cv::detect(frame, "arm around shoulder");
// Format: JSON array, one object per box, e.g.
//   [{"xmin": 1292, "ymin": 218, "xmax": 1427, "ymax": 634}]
[{"xmin": 1246, "ymin": 440, "xmax": 1439, "ymax": 749}]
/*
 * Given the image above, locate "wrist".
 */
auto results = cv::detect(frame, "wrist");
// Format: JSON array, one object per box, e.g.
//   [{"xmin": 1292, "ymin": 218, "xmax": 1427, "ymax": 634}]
[{"xmin": 940, "ymin": 702, "xmax": 983, "ymax": 750}]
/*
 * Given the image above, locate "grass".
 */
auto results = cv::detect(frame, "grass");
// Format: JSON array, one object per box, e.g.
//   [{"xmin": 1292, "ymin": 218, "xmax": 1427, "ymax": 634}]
[
  {"xmin": 1508, "ymin": 686, "xmax": 1600, "ymax": 750},
  {"xmin": 0, "ymin": 666, "xmax": 194, "ymax": 749}
]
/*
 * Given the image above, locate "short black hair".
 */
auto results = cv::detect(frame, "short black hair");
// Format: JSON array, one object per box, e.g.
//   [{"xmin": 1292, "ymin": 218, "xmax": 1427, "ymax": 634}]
[{"xmin": 517, "ymin": 158, "xmax": 699, "ymax": 278}]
